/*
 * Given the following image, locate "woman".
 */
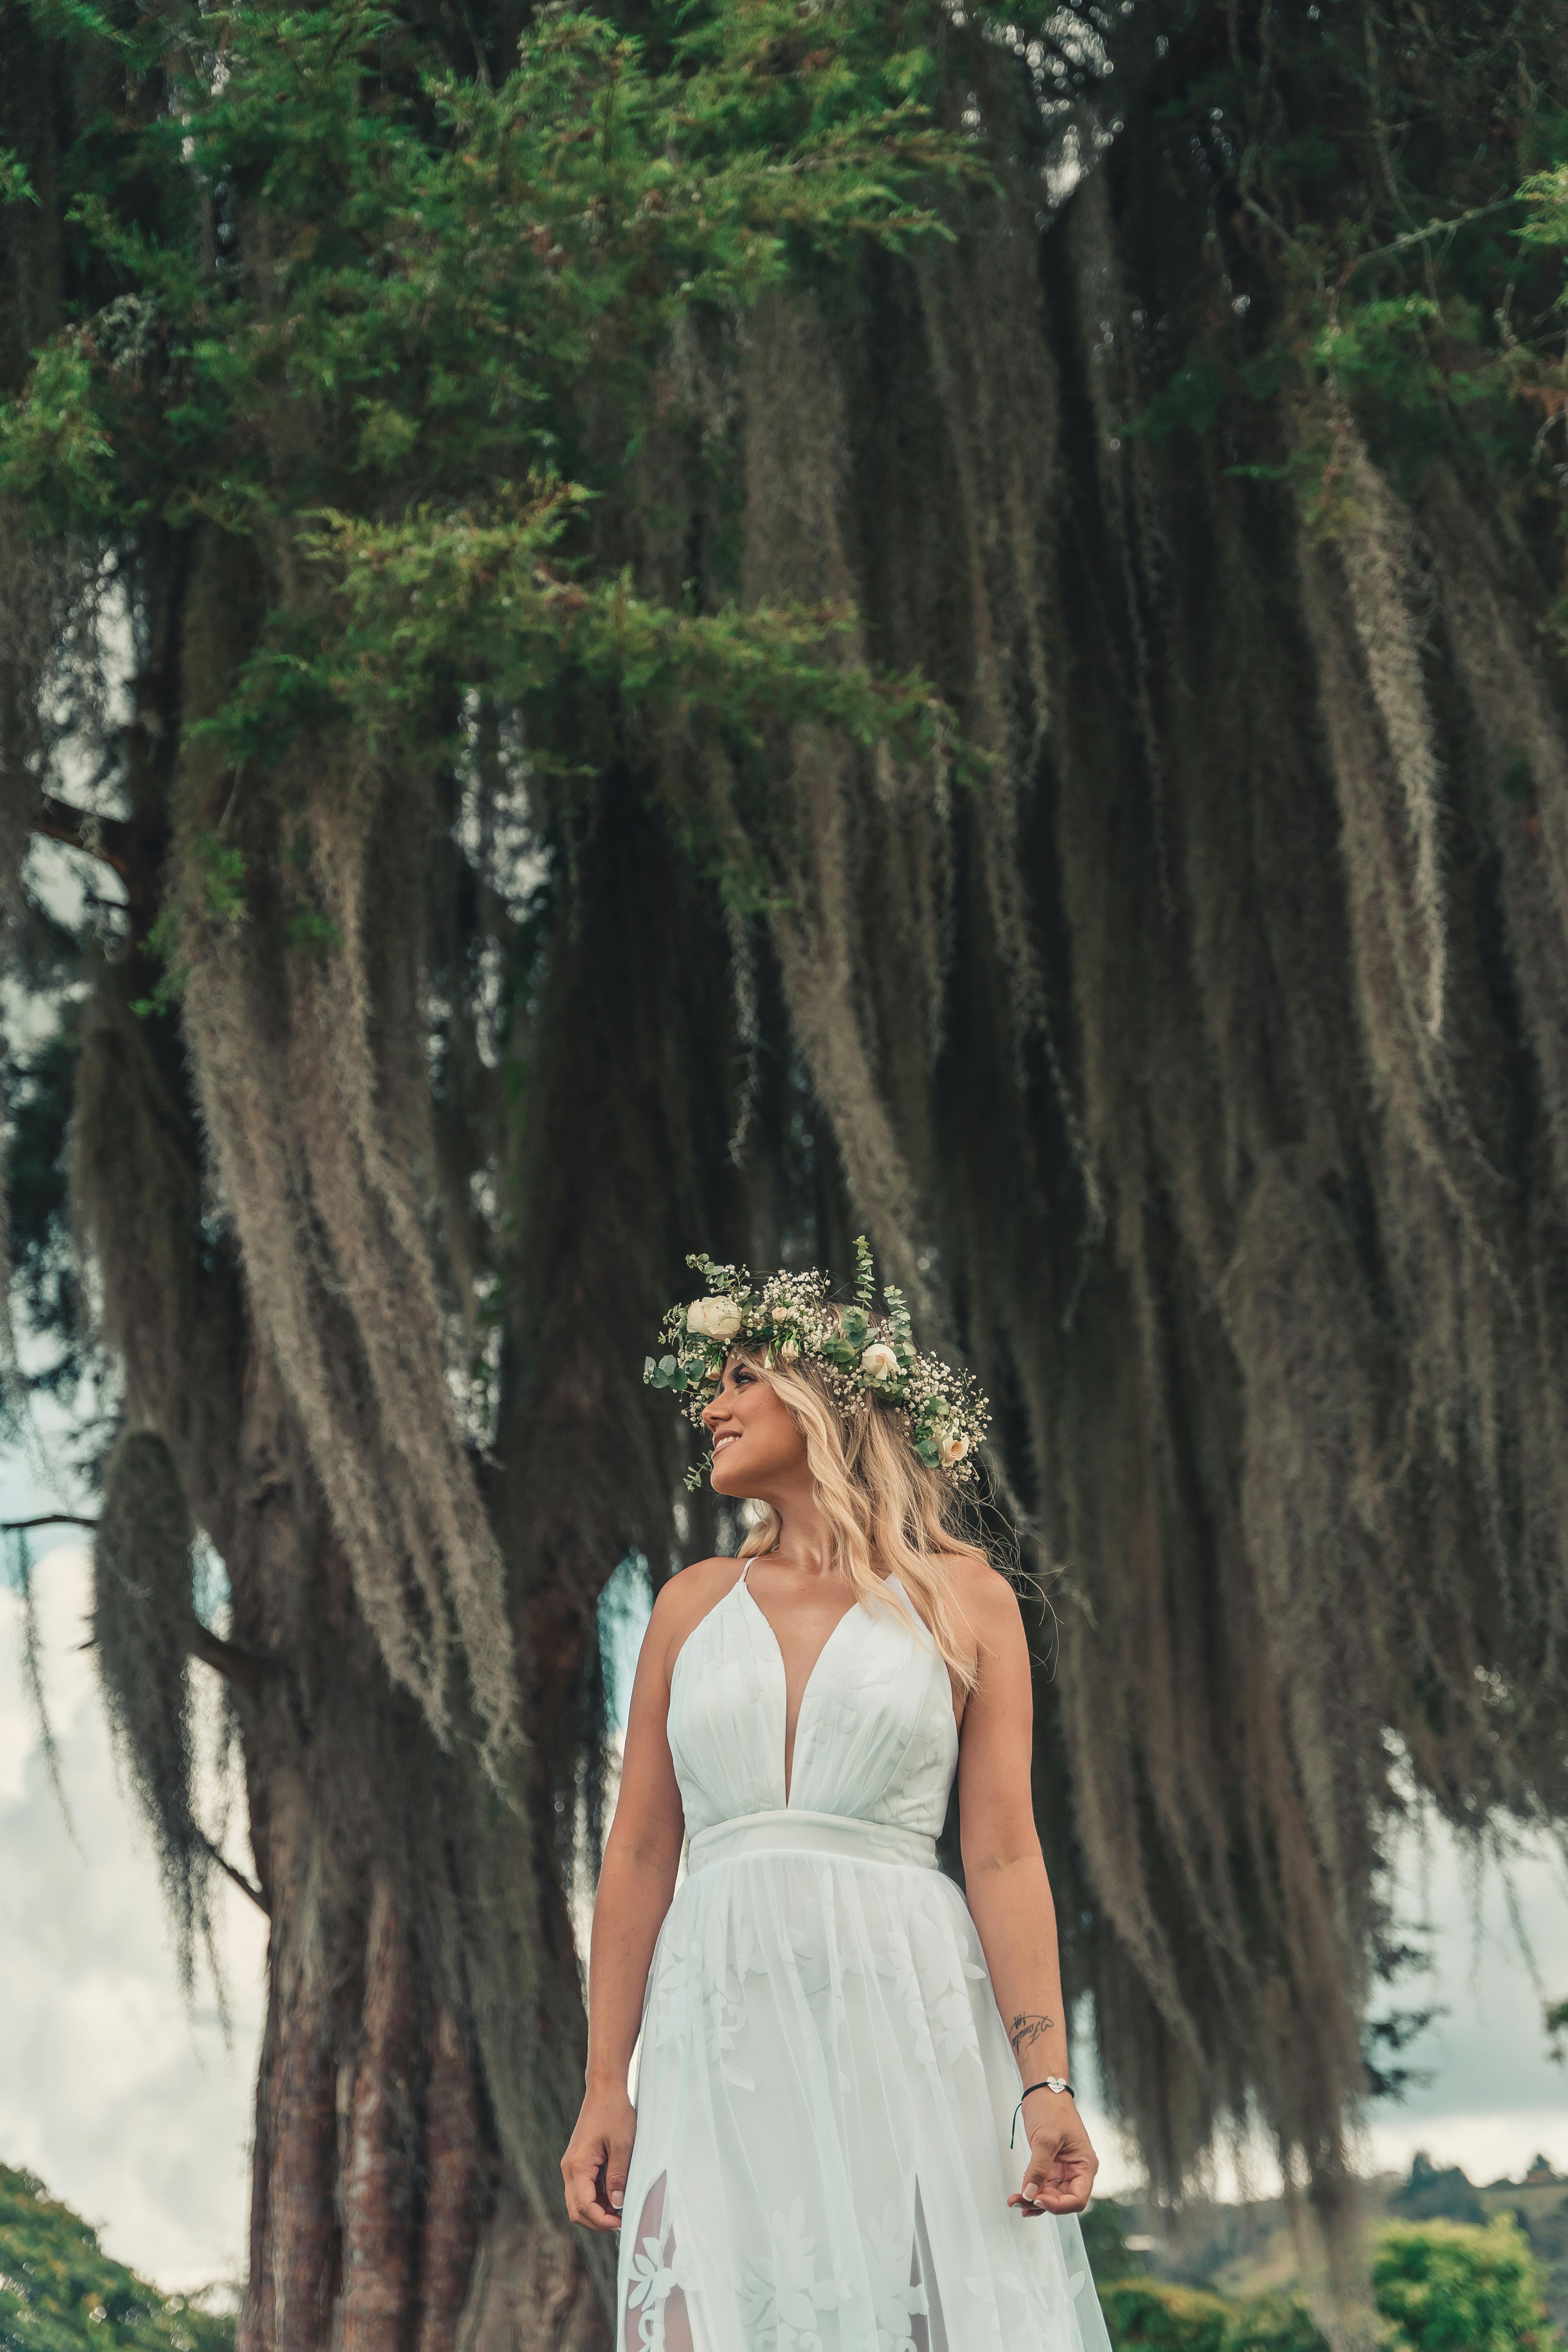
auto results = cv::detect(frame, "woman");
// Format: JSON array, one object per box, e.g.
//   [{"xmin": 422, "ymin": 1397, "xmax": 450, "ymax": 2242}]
[{"xmin": 562, "ymin": 1247, "xmax": 1110, "ymax": 2352}]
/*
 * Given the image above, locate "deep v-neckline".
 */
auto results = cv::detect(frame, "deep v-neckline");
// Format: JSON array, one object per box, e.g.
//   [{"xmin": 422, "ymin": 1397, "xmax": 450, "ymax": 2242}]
[{"xmin": 737, "ymin": 1566, "xmax": 883, "ymax": 1805}]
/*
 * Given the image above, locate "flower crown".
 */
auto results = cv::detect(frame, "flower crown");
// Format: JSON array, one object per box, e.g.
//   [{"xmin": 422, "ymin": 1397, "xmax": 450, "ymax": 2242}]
[{"xmin": 645, "ymin": 1237, "xmax": 991, "ymax": 1490}]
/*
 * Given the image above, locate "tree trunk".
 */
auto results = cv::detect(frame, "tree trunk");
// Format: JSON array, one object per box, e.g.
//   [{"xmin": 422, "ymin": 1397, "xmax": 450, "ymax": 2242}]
[
  {"xmin": 238, "ymin": 1801, "xmax": 605, "ymax": 2352},
  {"xmin": 218, "ymin": 1361, "xmax": 611, "ymax": 2352},
  {"xmin": 238, "ymin": 1811, "xmax": 607, "ymax": 2352}
]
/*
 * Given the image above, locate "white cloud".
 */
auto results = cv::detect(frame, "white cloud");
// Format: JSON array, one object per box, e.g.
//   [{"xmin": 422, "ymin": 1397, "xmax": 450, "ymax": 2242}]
[{"xmin": 0, "ymin": 1546, "xmax": 265, "ymax": 2294}]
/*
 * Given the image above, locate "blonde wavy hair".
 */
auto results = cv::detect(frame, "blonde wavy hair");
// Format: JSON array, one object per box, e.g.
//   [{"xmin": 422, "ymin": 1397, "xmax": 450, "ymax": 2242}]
[{"xmin": 732, "ymin": 1340, "xmax": 998, "ymax": 1692}]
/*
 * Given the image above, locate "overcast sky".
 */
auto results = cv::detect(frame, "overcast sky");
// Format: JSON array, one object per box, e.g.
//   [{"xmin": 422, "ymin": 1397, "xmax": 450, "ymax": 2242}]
[
  {"xmin": 2, "ymin": 1539, "xmax": 1564, "ymax": 2294},
  {"xmin": 0, "ymin": 1541, "xmax": 265, "ymax": 2294}
]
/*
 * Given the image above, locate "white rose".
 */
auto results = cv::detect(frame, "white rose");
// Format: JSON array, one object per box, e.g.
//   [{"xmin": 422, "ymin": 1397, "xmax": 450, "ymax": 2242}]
[
  {"xmin": 860, "ymin": 1341, "xmax": 900, "ymax": 1384},
  {"xmin": 687, "ymin": 1295, "xmax": 743, "ymax": 1341},
  {"xmin": 938, "ymin": 1430, "xmax": 969, "ymax": 1467},
  {"xmin": 779, "ymin": 1338, "xmax": 800, "ymax": 1362}
]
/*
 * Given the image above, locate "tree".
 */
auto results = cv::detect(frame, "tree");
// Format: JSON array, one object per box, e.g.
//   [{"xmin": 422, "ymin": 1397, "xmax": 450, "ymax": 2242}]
[
  {"xmin": 4, "ymin": 2, "xmax": 1568, "ymax": 2348},
  {"xmin": 1374, "ymin": 2218, "xmax": 1560, "ymax": 2352},
  {"xmin": 1390, "ymin": 2157, "xmax": 1486, "ymax": 2230},
  {"xmin": 0, "ymin": 2161, "xmax": 234, "ymax": 2352}
]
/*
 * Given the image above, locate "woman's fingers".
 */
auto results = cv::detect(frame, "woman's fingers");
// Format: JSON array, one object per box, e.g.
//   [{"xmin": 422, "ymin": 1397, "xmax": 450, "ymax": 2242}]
[
  {"xmin": 1011, "ymin": 2126, "xmax": 1100, "ymax": 2217},
  {"xmin": 604, "ymin": 2127, "xmax": 634, "ymax": 2219},
  {"xmin": 561, "ymin": 2136, "xmax": 621, "ymax": 2231},
  {"xmin": 561, "ymin": 2090, "xmax": 639, "ymax": 2234}
]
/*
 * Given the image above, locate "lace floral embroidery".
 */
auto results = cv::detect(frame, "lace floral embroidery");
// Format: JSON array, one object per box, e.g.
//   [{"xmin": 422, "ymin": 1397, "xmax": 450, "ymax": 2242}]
[
  {"xmin": 626, "ymin": 2206, "xmax": 695, "ymax": 2351},
  {"xmin": 880, "ymin": 1904, "xmax": 988, "ymax": 2067},
  {"xmin": 651, "ymin": 1935, "xmax": 691, "ymax": 2055},
  {"xmin": 740, "ymin": 2198, "xmax": 851, "ymax": 2352},
  {"xmin": 913, "ymin": 1907, "xmax": 988, "ymax": 2062},
  {"xmin": 651, "ymin": 1907, "xmax": 768, "ymax": 2089},
  {"xmin": 864, "ymin": 2200, "xmax": 929, "ymax": 2352}
]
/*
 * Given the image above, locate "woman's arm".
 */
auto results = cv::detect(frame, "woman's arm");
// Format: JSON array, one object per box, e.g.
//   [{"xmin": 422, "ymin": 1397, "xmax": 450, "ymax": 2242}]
[
  {"xmin": 956, "ymin": 1567, "xmax": 1099, "ymax": 2218},
  {"xmin": 560, "ymin": 1561, "xmax": 731, "ymax": 2233}
]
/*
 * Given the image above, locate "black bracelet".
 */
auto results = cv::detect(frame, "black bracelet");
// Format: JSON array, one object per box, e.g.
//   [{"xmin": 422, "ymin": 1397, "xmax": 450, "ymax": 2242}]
[{"xmin": 1010, "ymin": 2078, "xmax": 1074, "ymax": 2149}]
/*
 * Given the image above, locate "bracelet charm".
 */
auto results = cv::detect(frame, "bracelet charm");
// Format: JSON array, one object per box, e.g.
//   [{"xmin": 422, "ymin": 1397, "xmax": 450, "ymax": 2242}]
[{"xmin": 1010, "ymin": 2076, "xmax": 1074, "ymax": 2147}]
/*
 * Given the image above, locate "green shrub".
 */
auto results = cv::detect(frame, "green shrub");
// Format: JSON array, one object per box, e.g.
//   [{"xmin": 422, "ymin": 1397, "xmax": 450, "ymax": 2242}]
[
  {"xmin": 1373, "ymin": 2215, "xmax": 1559, "ymax": 2352},
  {"xmin": 0, "ymin": 2165, "xmax": 234, "ymax": 2352},
  {"xmin": 1098, "ymin": 2216, "xmax": 1560, "ymax": 2352},
  {"xmin": 1098, "ymin": 2278, "xmax": 1232, "ymax": 2350},
  {"xmin": 1100, "ymin": 2277, "xmax": 1330, "ymax": 2351},
  {"xmin": 1223, "ymin": 2292, "xmax": 1331, "ymax": 2351}
]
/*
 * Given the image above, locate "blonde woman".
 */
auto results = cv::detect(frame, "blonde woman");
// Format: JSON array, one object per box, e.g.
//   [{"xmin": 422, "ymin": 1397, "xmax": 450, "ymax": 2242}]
[{"xmin": 562, "ymin": 1247, "xmax": 1109, "ymax": 2352}]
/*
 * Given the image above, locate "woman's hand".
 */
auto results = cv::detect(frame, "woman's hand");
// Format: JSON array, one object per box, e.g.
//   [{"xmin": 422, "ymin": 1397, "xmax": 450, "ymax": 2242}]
[
  {"xmin": 561, "ymin": 2084, "xmax": 637, "ymax": 2232},
  {"xmin": 1007, "ymin": 2098, "xmax": 1099, "ymax": 2218}
]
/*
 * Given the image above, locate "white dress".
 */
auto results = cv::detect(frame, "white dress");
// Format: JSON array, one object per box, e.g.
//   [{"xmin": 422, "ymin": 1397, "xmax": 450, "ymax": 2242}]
[{"xmin": 615, "ymin": 1563, "xmax": 1112, "ymax": 2352}]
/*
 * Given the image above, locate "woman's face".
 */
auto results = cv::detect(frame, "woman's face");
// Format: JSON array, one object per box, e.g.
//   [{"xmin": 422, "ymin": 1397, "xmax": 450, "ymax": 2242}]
[{"xmin": 701, "ymin": 1356, "xmax": 808, "ymax": 1495}]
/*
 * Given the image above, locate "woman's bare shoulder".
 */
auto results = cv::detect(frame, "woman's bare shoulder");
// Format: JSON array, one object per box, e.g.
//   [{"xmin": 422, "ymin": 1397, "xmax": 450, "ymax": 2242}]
[
  {"xmin": 647, "ymin": 1555, "xmax": 745, "ymax": 1676},
  {"xmin": 935, "ymin": 1549, "xmax": 1017, "ymax": 1604},
  {"xmin": 935, "ymin": 1552, "xmax": 1025, "ymax": 1648}
]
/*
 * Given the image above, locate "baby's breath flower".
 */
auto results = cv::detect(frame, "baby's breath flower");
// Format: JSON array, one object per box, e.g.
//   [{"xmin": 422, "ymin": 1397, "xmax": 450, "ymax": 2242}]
[{"xmin": 645, "ymin": 1238, "xmax": 990, "ymax": 1485}]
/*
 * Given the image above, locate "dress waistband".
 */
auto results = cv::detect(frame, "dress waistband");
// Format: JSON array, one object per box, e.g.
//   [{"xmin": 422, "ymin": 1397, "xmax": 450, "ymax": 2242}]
[{"xmin": 686, "ymin": 1809, "xmax": 938, "ymax": 1873}]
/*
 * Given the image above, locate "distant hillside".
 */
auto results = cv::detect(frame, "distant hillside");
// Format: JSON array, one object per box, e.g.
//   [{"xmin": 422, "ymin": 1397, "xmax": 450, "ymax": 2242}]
[
  {"xmin": 1105, "ymin": 2152, "xmax": 1568, "ymax": 2337},
  {"xmin": 0, "ymin": 2166, "xmax": 234, "ymax": 2352}
]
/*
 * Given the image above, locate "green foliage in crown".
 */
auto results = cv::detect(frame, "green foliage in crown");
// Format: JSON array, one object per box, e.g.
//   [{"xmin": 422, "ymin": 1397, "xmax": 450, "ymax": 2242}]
[
  {"xmin": 0, "ymin": 0, "xmax": 980, "ymax": 897},
  {"xmin": 645, "ymin": 1236, "xmax": 990, "ymax": 1490}
]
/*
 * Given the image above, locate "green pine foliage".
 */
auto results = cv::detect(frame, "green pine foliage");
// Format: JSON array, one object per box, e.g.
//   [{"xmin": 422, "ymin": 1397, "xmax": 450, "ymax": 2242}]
[
  {"xmin": 0, "ymin": 2165, "xmax": 232, "ymax": 2352},
  {"xmin": 1123, "ymin": 18, "xmax": 1568, "ymax": 561},
  {"xmin": 0, "ymin": 0, "xmax": 977, "ymax": 896}
]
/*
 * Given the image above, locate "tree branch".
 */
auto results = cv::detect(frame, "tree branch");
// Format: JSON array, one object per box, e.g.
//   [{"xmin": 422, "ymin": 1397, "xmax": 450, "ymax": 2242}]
[
  {"xmin": 1341, "ymin": 199, "xmax": 1518, "ymax": 285},
  {"xmin": 188, "ymin": 1619, "xmax": 273, "ymax": 1694},
  {"xmin": 5, "ymin": 1527, "xmax": 275, "ymax": 1693},
  {"xmin": 197, "ymin": 1829, "xmax": 270, "ymax": 1916},
  {"xmin": 33, "ymin": 793, "xmax": 134, "ymax": 882},
  {"xmin": 0, "ymin": 1513, "xmax": 99, "ymax": 1532}
]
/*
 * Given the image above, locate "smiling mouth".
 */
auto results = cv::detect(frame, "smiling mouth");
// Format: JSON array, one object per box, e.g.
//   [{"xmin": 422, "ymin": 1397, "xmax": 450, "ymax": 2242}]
[{"xmin": 712, "ymin": 1434, "xmax": 741, "ymax": 1454}]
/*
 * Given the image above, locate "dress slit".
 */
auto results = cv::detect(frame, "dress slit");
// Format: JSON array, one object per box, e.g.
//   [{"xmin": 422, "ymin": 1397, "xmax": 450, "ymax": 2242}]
[
  {"xmin": 911, "ymin": 2180, "xmax": 949, "ymax": 2352},
  {"xmin": 623, "ymin": 2170, "xmax": 693, "ymax": 2352}
]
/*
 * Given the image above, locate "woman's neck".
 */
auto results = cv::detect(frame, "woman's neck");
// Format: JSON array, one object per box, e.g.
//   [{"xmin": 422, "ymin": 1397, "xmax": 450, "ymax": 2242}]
[{"xmin": 751, "ymin": 1471, "xmax": 839, "ymax": 1580}]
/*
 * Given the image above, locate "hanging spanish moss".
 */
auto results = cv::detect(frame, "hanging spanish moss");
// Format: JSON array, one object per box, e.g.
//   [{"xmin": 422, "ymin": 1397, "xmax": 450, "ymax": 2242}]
[
  {"xmin": 4, "ymin": 1523, "xmax": 71, "ymax": 1822},
  {"xmin": 169, "ymin": 719, "xmax": 520, "ymax": 1762},
  {"xmin": 91, "ymin": 1426, "xmax": 213, "ymax": 1991}
]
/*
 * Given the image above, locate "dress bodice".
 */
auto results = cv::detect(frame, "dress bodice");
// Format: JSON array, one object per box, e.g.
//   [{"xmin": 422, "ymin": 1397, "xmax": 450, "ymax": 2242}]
[{"xmin": 667, "ymin": 1566, "xmax": 958, "ymax": 1842}]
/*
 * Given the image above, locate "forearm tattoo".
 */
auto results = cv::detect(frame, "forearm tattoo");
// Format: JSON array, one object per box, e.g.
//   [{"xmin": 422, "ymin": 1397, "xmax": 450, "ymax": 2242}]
[{"xmin": 1008, "ymin": 2011, "xmax": 1056, "ymax": 2067}]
